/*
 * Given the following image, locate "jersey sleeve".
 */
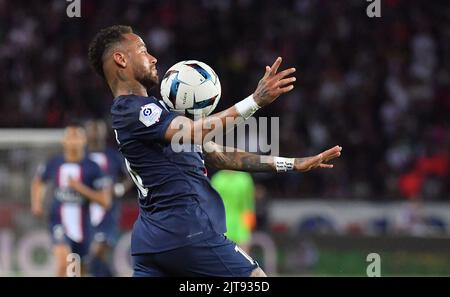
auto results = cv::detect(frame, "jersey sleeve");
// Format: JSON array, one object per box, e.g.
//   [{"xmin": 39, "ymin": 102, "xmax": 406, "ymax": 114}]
[
  {"xmin": 132, "ymin": 99, "xmax": 180, "ymax": 142},
  {"xmin": 36, "ymin": 159, "xmax": 53, "ymax": 182}
]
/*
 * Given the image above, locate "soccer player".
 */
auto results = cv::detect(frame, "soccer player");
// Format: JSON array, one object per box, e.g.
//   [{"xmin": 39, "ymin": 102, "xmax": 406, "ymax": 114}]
[
  {"xmin": 88, "ymin": 25, "xmax": 342, "ymax": 277},
  {"xmin": 211, "ymin": 170, "xmax": 256, "ymax": 253},
  {"xmin": 84, "ymin": 119, "xmax": 130, "ymax": 277},
  {"xmin": 31, "ymin": 123, "xmax": 112, "ymax": 277}
]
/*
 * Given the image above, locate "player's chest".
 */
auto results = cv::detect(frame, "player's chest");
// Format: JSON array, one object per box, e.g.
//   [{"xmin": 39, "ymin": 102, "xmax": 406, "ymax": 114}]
[{"xmin": 50, "ymin": 163, "xmax": 90, "ymax": 186}]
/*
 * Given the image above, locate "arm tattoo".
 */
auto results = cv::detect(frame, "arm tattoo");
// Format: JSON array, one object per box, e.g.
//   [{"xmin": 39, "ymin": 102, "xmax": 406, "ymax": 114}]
[
  {"xmin": 240, "ymin": 154, "xmax": 273, "ymax": 171},
  {"xmin": 205, "ymin": 150, "xmax": 274, "ymax": 172}
]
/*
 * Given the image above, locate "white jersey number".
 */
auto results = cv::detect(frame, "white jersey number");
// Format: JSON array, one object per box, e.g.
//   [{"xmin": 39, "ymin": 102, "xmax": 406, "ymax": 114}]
[
  {"xmin": 114, "ymin": 129, "xmax": 148, "ymax": 198},
  {"xmin": 125, "ymin": 158, "xmax": 148, "ymax": 198}
]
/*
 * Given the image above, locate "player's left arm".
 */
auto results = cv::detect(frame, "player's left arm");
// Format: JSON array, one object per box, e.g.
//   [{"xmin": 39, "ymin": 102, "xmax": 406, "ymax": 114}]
[{"xmin": 204, "ymin": 142, "xmax": 342, "ymax": 172}]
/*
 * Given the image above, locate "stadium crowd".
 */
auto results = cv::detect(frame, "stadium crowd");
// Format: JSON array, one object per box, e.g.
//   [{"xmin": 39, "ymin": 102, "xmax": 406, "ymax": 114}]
[{"xmin": 0, "ymin": 0, "xmax": 448, "ymax": 200}]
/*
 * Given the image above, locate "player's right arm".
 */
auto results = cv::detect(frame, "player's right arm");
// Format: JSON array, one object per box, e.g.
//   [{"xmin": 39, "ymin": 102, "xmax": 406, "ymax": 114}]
[
  {"xmin": 163, "ymin": 57, "xmax": 296, "ymax": 144},
  {"xmin": 31, "ymin": 161, "xmax": 54, "ymax": 217},
  {"xmin": 31, "ymin": 175, "xmax": 46, "ymax": 217}
]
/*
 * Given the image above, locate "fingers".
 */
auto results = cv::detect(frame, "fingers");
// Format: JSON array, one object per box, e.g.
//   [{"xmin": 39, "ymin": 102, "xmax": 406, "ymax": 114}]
[
  {"xmin": 276, "ymin": 76, "xmax": 296, "ymax": 88},
  {"xmin": 298, "ymin": 146, "xmax": 342, "ymax": 172},
  {"xmin": 323, "ymin": 150, "xmax": 341, "ymax": 160},
  {"xmin": 262, "ymin": 66, "xmax": 271, "ymax": 79},
  {"xmin": 270, "ymin": 57, "xmax": 282, "ymax": 75},
  {"xmin": 319, "ymin": 163, "xmax": 334, "ymax": 168},
  {"xmin": 302, "ymin": 153, "xmax": 323, "ymax": 169},
  {"xmin": 321, "ymin": 145, "xmax": 342, "ymax": 160},
  {"xmin": 274, "ymin": 66, "xmax": 296, "ymax": 94},
  {"xmin": 266, "ymin": 56, "xmax": 296, "ymax": 79},
  {"xmin": 329, "ymin": 150, "xmax": 341, "ymax": 158},
  {"xmin": 318, "ymin": 145, "xmax": 342, "ymax": 169},
  {"xmin": 274, "ymin": 67, "xmax": 296, "ymax": 80},
  {"xmin": 278, "ymin": 84, "xmax": 294, "ymax": 94}
]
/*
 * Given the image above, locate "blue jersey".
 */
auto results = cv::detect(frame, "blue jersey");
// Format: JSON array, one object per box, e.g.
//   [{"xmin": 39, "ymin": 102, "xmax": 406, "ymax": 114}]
[
  {"xmin": 111, "ymin": 95, "xmax": 226, "ymax": 254},
  {"xmin": 88, "ymin": 147, "xmax": 125, "ymax": 184},
  {"xmin": 88, "ymin": 148, "xmax": 125, "ymax": 229},
  {"xmin": 37, "ymin": 155, "xmax": 107, "ymax": 246}
]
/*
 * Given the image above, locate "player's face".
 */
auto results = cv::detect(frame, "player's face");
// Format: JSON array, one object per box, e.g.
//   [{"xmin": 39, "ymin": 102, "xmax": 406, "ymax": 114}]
[
  {"xmin": 125, "ymin": 33, "xmax": 159, "ymax": 89},
  {"xmin": 85, "ymin": 121, "xmax": 106, "ymax": 145},
  {"xmin": 62, "ymin": 127, "xmax": 87, "ymax": 153}
]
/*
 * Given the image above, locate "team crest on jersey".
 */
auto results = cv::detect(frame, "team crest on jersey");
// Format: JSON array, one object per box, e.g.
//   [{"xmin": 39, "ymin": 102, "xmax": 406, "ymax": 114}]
[{"xmin": 139, "ymin": 103, "xmax": 162, "ymax": 127}]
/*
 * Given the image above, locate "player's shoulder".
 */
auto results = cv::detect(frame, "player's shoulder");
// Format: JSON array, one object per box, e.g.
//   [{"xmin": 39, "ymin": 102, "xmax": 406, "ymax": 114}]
[
  {"xmin": 46, "ymin": 154, "xmax": 65, "ymax": 167},
  {"xmin": 111, "ymin": 95, "xmax": 170, "ymax": 126},
  {"xmin": 37, "ymin": 154, "xmax": 63, "ymax": 176},
  {"xmin": 82, "ymin": 156, "xmax": 103, "ymax": 171},
  {"xmin": 138, "ymin": 96, "xmax": 172, "ymax": 116},
  {"xmin": 111, "ymin": 95, "xmax": 161, "ymax": 112}
]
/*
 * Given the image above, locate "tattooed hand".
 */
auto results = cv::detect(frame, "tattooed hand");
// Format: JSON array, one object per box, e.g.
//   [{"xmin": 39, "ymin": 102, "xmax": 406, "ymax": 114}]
[{"xmin": 253, "ymin": 57, "xmax": 296, "ymax": 107}]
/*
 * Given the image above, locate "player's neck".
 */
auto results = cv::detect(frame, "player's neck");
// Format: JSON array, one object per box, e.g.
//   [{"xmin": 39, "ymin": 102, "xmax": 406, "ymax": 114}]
[
  {"xmin": 111, "ymin": 79, "xmax": 148, "ymax": 97},
  {"xmin": 64, "ymin": 151, "xmax": 84, "ymax": 163}
]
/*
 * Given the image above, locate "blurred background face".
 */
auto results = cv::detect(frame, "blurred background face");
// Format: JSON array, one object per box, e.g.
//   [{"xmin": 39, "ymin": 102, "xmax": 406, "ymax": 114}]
[
  {"xmin": 85, "ymin": 120, "xmax": 107, "ymax": 147},
  {"xmin": 62, "ymin": 126, "xmax": 87, "ymax": 155}
]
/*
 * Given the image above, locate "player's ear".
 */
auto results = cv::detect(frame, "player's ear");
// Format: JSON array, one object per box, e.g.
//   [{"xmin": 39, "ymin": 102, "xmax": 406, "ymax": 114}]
[{"xmin": 113, "ymin": 51, "xmax": 127, "ymax": 68}]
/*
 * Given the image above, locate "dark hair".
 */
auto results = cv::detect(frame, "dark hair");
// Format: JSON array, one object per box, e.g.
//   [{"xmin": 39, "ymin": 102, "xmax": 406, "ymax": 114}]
[
  {"xmin": 88, "ymin": 25, "xmax": 133, "ymax": 78},
  {"xmin": 65, "ymin": 119, "xmax": 85, "ymax": 129}
]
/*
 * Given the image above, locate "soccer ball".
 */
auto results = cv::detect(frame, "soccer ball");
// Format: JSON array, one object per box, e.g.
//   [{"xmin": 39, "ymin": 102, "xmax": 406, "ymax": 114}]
[{"xmin": 160, "ymin": 60, "xmax": 221, "ymax": 119}]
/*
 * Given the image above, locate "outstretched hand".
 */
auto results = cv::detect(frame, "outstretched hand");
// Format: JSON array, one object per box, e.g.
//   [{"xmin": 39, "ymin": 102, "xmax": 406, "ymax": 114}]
[
  {"xmin": 253, "ymin": 57, "xmax": 296, "ymax": 107},
  {"xmin": 295, "ymin": 145, "xmax": 343, "ymax": 172}
]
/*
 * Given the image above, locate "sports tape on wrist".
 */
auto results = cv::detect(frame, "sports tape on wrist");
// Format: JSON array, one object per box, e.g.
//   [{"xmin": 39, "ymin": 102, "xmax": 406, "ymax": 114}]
[
  {"xmin": 234, "ymin": 94, "xmax": 261, "ymax": 120},
  {"xmin": 274, "ymin": 157, "xmax": 295, "ymax": 172}
]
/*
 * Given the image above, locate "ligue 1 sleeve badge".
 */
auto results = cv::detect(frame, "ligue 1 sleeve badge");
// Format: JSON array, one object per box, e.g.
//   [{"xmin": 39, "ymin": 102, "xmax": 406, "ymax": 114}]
[{"xmin": 139, "ymin": 103, "xmax": 162, "ymax": 127}]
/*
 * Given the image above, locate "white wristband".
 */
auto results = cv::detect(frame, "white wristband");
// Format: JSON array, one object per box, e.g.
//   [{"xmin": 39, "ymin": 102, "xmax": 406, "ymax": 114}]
[
  {"xmin": 274, "ymin": 157, "xmax": 295, "ymax": 172},
  {"xmin": 114, "ymin": 182, "xmax": 126, "ymax": 197},
  {"xmin": 234, "ymin": 94, "xmax": 261, "ymax": 120}
]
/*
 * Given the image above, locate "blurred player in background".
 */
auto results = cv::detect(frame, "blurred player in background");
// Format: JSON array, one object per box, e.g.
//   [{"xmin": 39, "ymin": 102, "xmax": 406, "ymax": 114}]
[
  {"xmin": 211, "ymin": 170, "xmax": 256, "ymax": 253},
  {"xmin": 31, "ymin": 123, "xmax": 111, "ymax": 276},
  {"xmin": 84, "ymin": 119, "xmax": 131, "ymax": 277}
]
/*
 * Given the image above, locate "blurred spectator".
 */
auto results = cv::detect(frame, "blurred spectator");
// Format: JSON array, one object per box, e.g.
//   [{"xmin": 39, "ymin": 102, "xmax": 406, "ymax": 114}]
[{"xmin": 0, "ymin": 0, "xmax": 448, "ymax": 200}]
